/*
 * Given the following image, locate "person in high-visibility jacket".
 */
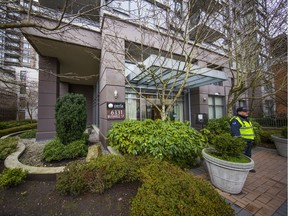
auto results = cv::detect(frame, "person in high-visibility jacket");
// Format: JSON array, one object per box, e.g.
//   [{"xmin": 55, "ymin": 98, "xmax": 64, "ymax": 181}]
[{"xmin": 230, "ymin": 107, "xmax": 256, "ymax": 172}]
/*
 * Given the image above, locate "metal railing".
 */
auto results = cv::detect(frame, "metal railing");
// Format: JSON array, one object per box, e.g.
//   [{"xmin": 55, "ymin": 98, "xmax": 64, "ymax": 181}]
[{"xmin": 253, "ymin": 118, "xmax": 287, "ymax": 128}]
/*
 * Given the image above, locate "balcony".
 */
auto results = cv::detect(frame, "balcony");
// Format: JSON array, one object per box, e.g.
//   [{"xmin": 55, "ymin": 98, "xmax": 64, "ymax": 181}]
[
  {"xmin": 38, "ymin": 0, "xmax": 101, "ymax": 23},
  {"xmin": 189, "ymin": 11, "xmax": 225, "ymax": 43}
]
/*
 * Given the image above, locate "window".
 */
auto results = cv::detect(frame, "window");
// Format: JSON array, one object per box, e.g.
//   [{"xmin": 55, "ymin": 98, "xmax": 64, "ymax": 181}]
[
  {"xmin": 20, "ymin": 71, "xmax": 27, "ymax": 81},
  {"xmin": 238, "ymin": 99, "xmax": 247, "ymax": 108},
  {"xmin": 20, "ymin": 85, "xmax": 26, "ymax": 94},
  {"xmin": 174, "ymin": 0, "xmax": 182, "ymax": 17},
  {"xmin": 208, "ymin": 96, "xmax": 224, "ymax": 119}
]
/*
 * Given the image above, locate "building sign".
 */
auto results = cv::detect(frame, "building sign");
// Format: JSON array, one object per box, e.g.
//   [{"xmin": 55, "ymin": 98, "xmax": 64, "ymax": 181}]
[{"xmin": 107, "ymin": 102, "xmax": 125, "ymax": 120}]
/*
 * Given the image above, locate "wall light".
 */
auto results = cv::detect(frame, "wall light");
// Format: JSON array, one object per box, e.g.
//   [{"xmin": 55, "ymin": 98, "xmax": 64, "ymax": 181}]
[
  {"xmin": 114, "ymin": 90, "xmax": 118, "ymax": 99},
  {"xmin": 203, "ymin": 97, "xmax": 207, "ymax": 101}
]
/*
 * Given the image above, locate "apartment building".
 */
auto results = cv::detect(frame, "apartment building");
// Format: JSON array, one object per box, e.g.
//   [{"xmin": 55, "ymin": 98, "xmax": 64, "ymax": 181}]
[
  {"xmin": 0, "ymin": 13, "xmax": 38, "ymax": 121},
  {"xmin": 19, "ymin": 0, "xmax": 281, "ymax": 143}
]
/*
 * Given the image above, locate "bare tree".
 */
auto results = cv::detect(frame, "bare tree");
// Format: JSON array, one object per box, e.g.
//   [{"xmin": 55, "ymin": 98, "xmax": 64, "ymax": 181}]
[
  {"xmin": 101, "ymin": 0, "xmax": 229, "ymax": 120},
  {"xmin": 224, "ymin": 0, "xmax": 287, "ymax": 116}
]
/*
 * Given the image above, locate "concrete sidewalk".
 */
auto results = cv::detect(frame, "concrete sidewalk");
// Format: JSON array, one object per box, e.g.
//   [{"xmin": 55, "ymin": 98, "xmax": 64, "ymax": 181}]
[{"xmin": 191, "ymin": 147, "xmax": 287, "ymax": 216}]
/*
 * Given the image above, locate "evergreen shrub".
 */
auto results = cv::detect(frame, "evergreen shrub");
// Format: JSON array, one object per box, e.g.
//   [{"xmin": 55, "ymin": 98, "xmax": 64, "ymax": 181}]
[
  {"xmin": 107, "ymin": 119, "xmax": 206, "ymax": 168},
  {"xmin": 56, "ymin": 155, "xmax": 234, "ymax": 215},
  {"xmin": 131, "ymin": 160, "xmax": 234, "ymax": 216},
  {"xmin": 202, "ymin": 117, "xmax": 262, "ymax": 146},
  {"xmin": 18, "ymin": 129, "xmax": 36, "ymax": 139},
  {"xmin": 55, "ymin": 93, "xmax": 87, "ymax": 144},
  {"xmin": 0, "ymin": 168, "xmax": 28, "ymax": 188},
  {"xmin": 43, "ymin": 137, "xmax": 88, "ymax": 162},
  {"xmin": 0, "ymin": 137, "xmax": 18, "ymax": 160}
]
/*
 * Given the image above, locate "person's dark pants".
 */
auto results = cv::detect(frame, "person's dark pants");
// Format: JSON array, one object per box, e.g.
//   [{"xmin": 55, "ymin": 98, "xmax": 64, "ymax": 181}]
[{"xmin": 244, "ymin": 140, "xmax": 254, "ymax": 158}]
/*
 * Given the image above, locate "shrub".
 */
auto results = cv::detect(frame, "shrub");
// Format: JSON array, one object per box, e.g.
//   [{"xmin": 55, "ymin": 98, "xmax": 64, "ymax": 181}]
[
  {"xmin": 0, "ymin": 137, "xmax": 18, "ymax": 160},
  {"xmin": 55, "ymin": 93, "xmax": 87, "ymax": 144},
  {"xmin": 209, "ymin": 133, "xmax": 246, "ymax": 159},
  {"xmin": 0, "ymin": 168, "xmax": 28, "ymax": 188},
  {"xmin": 0, "ymin": 120, "xmax": 37, "ymax": 130},
  {"xmin": 18, "ymin": 130, "xmax": 36, "ymax": 139},
  {"xmin": 0, "ymin": 123, "xmax": 37, "ymax": 138},
  {"xmin": 108, "ymin": 119, "xmax": 207, "ymax": 168},
  {"xmin": 56, "ymin": 155, "xmax": 234, "ymax": 215},
  {"xmin": 202, "ymin": 117, "xmax": 262, "ymax": 146},
  {"xmin": 131, "ymin": 160, "xmax": 234, "ymax": 216},
  {"xmin": 43, "ymin": 137, "xmax": 88, "ymax": 162},
  {"xmin": 281, "ymin": 126, "xmax": 287, "ymax": 138}
]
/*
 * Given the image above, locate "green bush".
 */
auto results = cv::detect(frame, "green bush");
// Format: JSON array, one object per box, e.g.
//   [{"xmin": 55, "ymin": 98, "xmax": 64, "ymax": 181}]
[
  {"xmin": 108, "ymin": 119, "xmax": 206, "ymax": 168},
  {"xmin": 18, "ymin": 130, "xmax": 36, "ymax": 139},
  {"xmin": 55, "ymin": 93, "xmax": 87, "ymax": 144},
  {"xmin": 210, "ymin": 133, "xmax": 246, "ymax": 159},
  {"xmin": 0, "ymin": 137, "xmax": 18, "ymax": 160},
  {"xmin": 56, "ymin": 155, "xmax": 233, "ymax": 215},
  {"xmin": 0, "ymin": 123, "xmax": 37, "ymax": 138},
  {"xmin": 0, "ymin": 168, "xmax": 28, "ymax": 188},
  {"xmin": 131, "ymin": 160, "xmax": 234, "ymax": 216},
  {"xmin": 281, "ymin": 126, "xmax": 287, "ymax": 138},
  {"xmin": 43, "ymin": 137, "xmax": 88, "ymax": 162},
  {"xmin": 202, "ymin": 117, "xmax": 262, "ymax": 146},
  {"xmin": 56, "ymin": 155, "xmax": 143, "ymax": 195}
]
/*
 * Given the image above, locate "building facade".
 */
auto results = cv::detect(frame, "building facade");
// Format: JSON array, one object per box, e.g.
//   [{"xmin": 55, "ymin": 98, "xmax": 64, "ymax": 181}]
[
  {"xmin": 19, "ymin": 0, "xmax": 282, "ymax": 144},
  {"xmin": 0, "ymin": 7, "xmax": 38, "ymax": 121}
]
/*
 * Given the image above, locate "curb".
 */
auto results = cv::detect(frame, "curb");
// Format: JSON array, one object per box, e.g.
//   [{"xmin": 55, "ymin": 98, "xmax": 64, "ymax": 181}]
[{"xmin": 4, "ymin": 142, "xmax": 65, "ymax": 175}]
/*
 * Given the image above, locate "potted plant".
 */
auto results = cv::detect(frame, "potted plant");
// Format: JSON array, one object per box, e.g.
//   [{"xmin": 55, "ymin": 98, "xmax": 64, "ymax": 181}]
[
  {"xmin": 201, "ymin": 122, "xmax": 255, "ymax": 194},
  {"xmin": 271, "ymin": 126, "xmax": 287, "ymax": 157}
]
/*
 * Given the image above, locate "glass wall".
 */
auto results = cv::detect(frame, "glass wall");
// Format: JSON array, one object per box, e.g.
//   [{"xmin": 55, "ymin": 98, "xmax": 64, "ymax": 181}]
[{"xmin": 125, "ymin": 90, "xmax": 183, "ymax": 121}]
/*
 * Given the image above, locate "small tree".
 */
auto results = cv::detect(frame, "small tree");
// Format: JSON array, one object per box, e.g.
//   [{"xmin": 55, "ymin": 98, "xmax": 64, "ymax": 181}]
[{"xmin": 55, "ymin": 93, "xmax": 87, "ymax": 144}]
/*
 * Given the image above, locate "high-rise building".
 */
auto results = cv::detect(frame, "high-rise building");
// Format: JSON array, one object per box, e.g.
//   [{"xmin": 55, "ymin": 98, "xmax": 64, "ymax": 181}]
[
  {"xmin": 0, "ymin": 8, "xmax": 38, "ymax": 121},
  {"xmin": 16, "ymin": 0, "xmax": 285, "ymax": 141}
]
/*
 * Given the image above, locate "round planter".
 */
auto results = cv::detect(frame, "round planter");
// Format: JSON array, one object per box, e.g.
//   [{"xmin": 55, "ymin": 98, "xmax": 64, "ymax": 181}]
[
  {"xmin": 271, "ymin": 135, "xmax": 287, "ymax": 158},
  {"xmin": 202, "ymin": 148, "xmax": 254, "ymax": 194}
]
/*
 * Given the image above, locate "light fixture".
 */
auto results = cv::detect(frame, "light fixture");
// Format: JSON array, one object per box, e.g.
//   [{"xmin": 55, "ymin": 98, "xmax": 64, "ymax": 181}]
[
  {"xmin": 114, "ymin": 90, "xmax": 118, "ymax": 99},
  {"xmin": 203, "ymin": 97, "xmax": 207, "ymax": 101}
]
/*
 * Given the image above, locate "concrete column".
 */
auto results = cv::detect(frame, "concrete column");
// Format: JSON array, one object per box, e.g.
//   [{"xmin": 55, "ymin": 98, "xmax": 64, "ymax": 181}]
[
  {"xmin": 36, "ymin": 56, "xmax": 59, "ymax": 141},
  {"xmin": 99, "ymin": 34, "xmax": 125, "ymax": 146}
]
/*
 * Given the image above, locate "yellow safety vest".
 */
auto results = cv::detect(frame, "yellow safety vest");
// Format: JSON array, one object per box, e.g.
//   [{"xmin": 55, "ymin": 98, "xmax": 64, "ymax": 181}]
[{"xmin": 231, "ymin": 116, "xmax": 255, "ymax": 140}]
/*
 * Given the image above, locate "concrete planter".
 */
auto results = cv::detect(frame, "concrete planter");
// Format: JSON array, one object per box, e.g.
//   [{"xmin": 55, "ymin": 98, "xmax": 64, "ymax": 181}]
[
  {"xmin": 202, "ymin": 148, "xmax": 254, "ymax": 194},
  {"xmin": 271, "ymin": 135, "xmax": 287, "ymax": 158}
]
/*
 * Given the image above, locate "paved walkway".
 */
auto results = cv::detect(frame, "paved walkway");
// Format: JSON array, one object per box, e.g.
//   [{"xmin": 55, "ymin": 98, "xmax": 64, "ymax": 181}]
[{"xmin": 190, "ymin": 147, "xmax": 287, "ymax": 216}]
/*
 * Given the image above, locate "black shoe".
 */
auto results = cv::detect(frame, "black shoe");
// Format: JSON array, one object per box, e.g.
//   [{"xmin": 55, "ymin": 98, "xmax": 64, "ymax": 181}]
[{"xmin": 249, "ymin": 169, "xmax": 256, "ymax": 173}]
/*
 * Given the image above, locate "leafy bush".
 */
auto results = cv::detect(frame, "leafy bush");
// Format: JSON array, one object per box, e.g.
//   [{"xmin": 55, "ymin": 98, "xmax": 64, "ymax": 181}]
[
  {"xmin": 281, "ymin": 126, "xmax": 287, "ymax": 138},
  {"xmin": 131, "ymin": 160, "xmax": 234, "ymax": 216},
  {"xmin": 55, "ymin": 93, "xmax": 87, "ymax": 144},
  {"xmin": 0, "ymin": 168, "xmax": 28, "ymax": 188},
  {"xmin": 0, "ymin": 123, "xmax": 37, "ymax": 138},
  {"xmin": 43, "ymin": 137, "xmax": 88, "ymax": 162},
  {"xmin": 108, "ymin": 119, "xmax": 206, "ymax": 168},
  {"xmin": 0, "ymin": 137, "xmax": 18, "ymax": 160},
  {"xmin": 56, "ymin": 155, "xmax": 233, "ymax": 215},
  {"xmin": 18, "ymin": 130, "xmax": 36, "ymax": 139}
]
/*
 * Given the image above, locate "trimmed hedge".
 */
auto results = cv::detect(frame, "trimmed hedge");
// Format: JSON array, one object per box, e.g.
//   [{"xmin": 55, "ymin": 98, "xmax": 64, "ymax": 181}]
[
  {"xmin": 0, "ymin": 123, "xmax": 37, "ymax": 138},
  {"xmin": 55, "ymin": 93, "xmax": 87, "ymax": 144},
  {"xmin": 0, "ymin": 120, "xmax": 37, "ymax": 130},
  {"xmin": 56, "ymin": 155, "xmax": 234, "ymax": 215}
]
